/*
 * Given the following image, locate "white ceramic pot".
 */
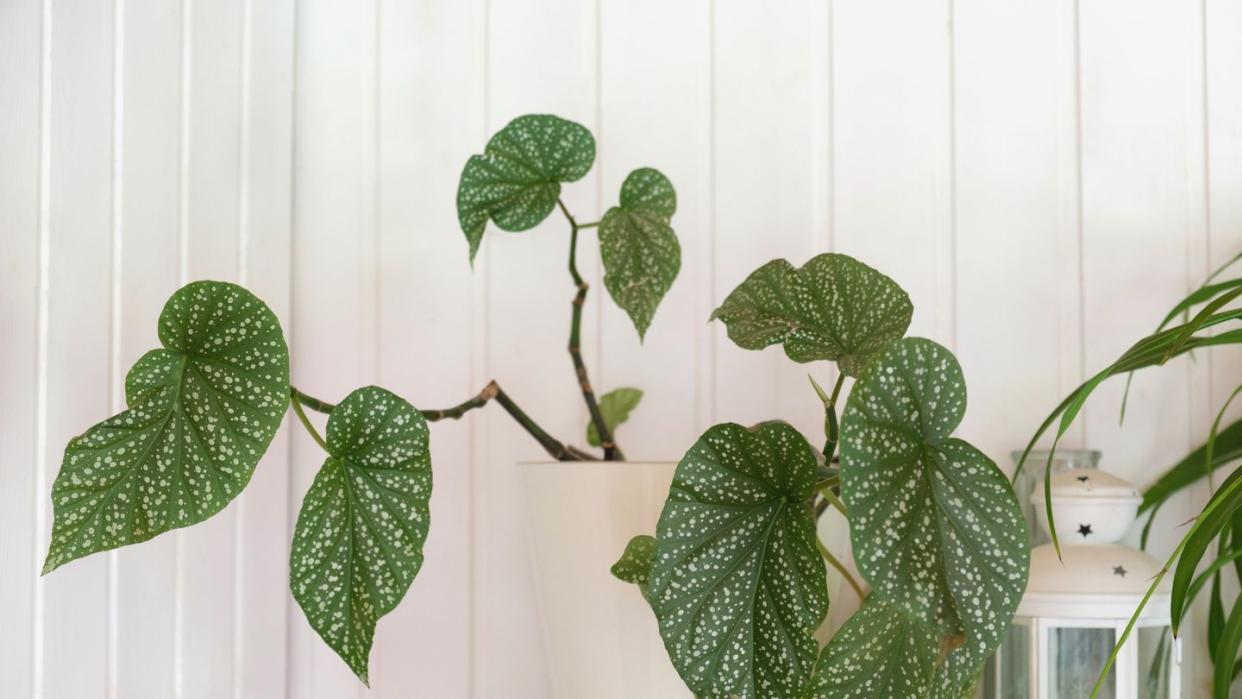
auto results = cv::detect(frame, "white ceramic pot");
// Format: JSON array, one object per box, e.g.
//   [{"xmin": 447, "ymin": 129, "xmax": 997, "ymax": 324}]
[{"xmin": 518, "ymin": 460, "xmax": 691, "ymax": 699}]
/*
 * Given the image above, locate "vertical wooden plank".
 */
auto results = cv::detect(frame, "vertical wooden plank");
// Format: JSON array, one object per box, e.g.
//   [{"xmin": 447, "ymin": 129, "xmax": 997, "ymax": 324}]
[
  {"xmin": 1201, "ymin": 1, "xmax": 1242, "ymax": 695},
  {"xmin": 367, "ymin": 0, "xmax": 483, "ymax": 695},
  {"xmin": 476, "ymin": 0, "xmax": 599, "ymax": 694},
  {"xmin": 179, "ymin": 1, "xmax": 245, "ymax": 697},
  {"xmin": 711, "ymin": 0, "xmax": 831, "ymax": 442},
  {"xmin": 40, "ymin": 0, "xmax": 116, "ymax": 696},
  {"xmin": 832, "ymin": 0, "xmax": 953, "ymax": 345},
  {"xmin": 595, "ymin": 0, "xmax": 713, "ymax": 460},
  {"xmin": 110, "ymin": 1, "xmax": 182, "ymax": 696},
  {"xmin": 951, "ymin": 0, "xmax": 1071, "ymax": 464},
  {"xmin": 234, "ymin": 0, "xmax": 295, "ymax": 695},
  {"xmin": 0, "ymin": 0, "xmax": 43, "ymax": 695},
  {"xmin": 1077, "ymin": 0, "xmax": 1199, "ymax": 519},
  {"xmin": 289, "ymin": 0, "xmax": 376, "ymax": 696},
  {"xmin": 1076, "ymin": 18, "xmax": 1207, "ymax": 694}
]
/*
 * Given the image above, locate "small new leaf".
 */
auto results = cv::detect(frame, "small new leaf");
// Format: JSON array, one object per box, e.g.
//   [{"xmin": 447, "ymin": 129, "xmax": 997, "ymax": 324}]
[
  {"xmin": 840, "ymin": 338, "xmax": 1028, "ymax": 696},
  {"xmin": 650, "ymin": 421, "xmax": 828, "ymax": 698},
  {"xmin": 43, "ymin": 281, "xmax": 289, "ymax": 574},
  {"xmin": 587, "ymin": 387, "xmax": 643, "ymax": 447},
  {"xmin": 599, "ymin": 168, "xmax": 680, "ymax": 339},
  {"xmin": 710, "ymin": 253, "xmax": 912, "ymax": 377},
  {"xmin": 290, "ymin": 386, "xmax": 433, "ymax": 685},
  {"xmin": 611, "ymin": 534, "xmax": 656, "ymax": 602},
  {"xmin": 456, "ymin": 114, "xmax": 596, "ymax": 261}
]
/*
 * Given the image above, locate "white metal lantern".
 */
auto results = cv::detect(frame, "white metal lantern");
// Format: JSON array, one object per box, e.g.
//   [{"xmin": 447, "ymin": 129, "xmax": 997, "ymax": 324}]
[{"xmin": 985, "ymin": 468, "xmax": 1181, "ymax": 699}]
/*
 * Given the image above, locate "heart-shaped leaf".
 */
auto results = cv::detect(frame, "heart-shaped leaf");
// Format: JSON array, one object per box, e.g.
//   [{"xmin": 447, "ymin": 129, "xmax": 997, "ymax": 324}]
[
  {"xmin": 42, "ymin": 281, "xmax": 289, "ymax": 574},
  {"xmin": 611, "ymin": 534, "xmax": 656, "ymax": 602},
  {"xmin": 650, "ymin": 421, "xmax": 828, "ymax": 698},
  {"xmin": 599, "ymin": 168, "xmax": 680, "ymax": 339},
  {"xmin": 840, "ymin": 337, "xmax": 1028, "ymax": 694},
  {"xmin": 801, "ymin": 597, "xmax": 938, "ymax": 698},
  {"xmin": 290, "ymin": 386, "xmax": 432, "ymax": 685},
  {"xmin": 587, "ymin": 387, "xmax": 643, "ymax": 447},
  {"xmin": 710, "ymin": 253, "xmax": 913, "ymax": 376},
  {"xmin": 456, "ymin": 114, "xmax": 596, "ymax": 261}
]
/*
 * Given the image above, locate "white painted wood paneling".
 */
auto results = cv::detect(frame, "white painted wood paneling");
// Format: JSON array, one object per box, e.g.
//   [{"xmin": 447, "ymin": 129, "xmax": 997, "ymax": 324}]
[
  {"xmin": 3, "ymin": 0, "xmax": 1242, "ymax": 696},
  {"xmin": 0, "ymin": 1, "xmax": 44, "ymax": 696}
]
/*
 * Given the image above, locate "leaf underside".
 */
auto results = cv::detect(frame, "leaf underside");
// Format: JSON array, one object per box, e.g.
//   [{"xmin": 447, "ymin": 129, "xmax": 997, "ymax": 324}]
[
  {"xmin": 587, "ymin": 387, "xmax": 644, "ymax": 447},
  {"xmin": 650, "ymin": 421, "xmax": 828, "ymax": 699},
  {"xmin": 710, "ymin": 253, "xmax": 913, "ymax": 377},
  {"xmin": 43, "ymin": 281, "xmax": 290, "ymax": 574},
  {"xmin": 839, "ymin": 337, "xmax": 1028, "ymax": 697},
  {"xmin": 456, "ymin": 114, "xmax": 596, "ymax": 260},
  {"xmin": 599, "ymin": 167, "xmax": 680, "ymax": 339},
  {"xmin": 290, "ymin": 386, "xmax": 432, "ymax": 685}
]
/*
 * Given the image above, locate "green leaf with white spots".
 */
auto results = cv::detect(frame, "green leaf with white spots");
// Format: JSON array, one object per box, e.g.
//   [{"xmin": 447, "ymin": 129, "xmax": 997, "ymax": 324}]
[
  {"xmin": 599, "ymin": 168, "xmax": 680, "ymax": 339},
  {"xmin": 587, "ymin": 387, "xmax": 644, "ymax": 447},
  {"xmin": 710, "ymin": 253, "xmax": 913, "ymax": 377},
  {"xmin": 649, "ymin": 421, "xmax": 828, "ymax": 699},
  {"xmin": 290, "ymin": 386, "xmax": 432, "ymax": 686},
  {"xmin": 839, "ymin": 337, "xmax": 1028, "ymax": 696},
  {"xmin": 42, "ymin": 281, "xmax": 289, "ymax": 574},
  {"xmin": 456, "ymin": 114, "xmax": 596, "ymax": 261},
  {"xmin": 801, "ymin": 598, "xmax": 938, "ymax": 698},
  {"xmin": 611, "ymin": 534, "xmax": 656, "ymax": 602}
]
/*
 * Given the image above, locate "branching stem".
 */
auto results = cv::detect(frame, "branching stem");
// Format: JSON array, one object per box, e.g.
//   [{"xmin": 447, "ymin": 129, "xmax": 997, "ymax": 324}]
[
  {"xmin": 559, "ymin": 197, "xmax": 622, "ymax": 460},
  {"xmin": 290, "ymin": 384, "xmax": 596, "ymax": 462}
]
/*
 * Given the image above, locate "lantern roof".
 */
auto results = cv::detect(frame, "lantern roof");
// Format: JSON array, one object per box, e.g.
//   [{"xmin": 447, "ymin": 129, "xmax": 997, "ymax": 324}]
[{"xmin": 1017, "ymin": 542, "xmax": 1171, "ymax": 620}]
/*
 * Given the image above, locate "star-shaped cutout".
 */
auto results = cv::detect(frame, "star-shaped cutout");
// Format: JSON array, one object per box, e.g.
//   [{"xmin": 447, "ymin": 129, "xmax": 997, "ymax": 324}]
[
  {"xmin": 1077, "ymin": 523, "xmax": 1093, "ymax": 537},
  {"xmin": 1113, "ymin": 565, "xmax": 1127, "ymax": 578},
  {"xmin": 1077, "ymin": 475, "xmax": 1089, "ymax": 482}
]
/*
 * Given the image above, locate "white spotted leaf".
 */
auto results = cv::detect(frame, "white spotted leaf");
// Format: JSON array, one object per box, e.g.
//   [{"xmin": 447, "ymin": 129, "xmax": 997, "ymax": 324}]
[
  {"xmin": 840, "ymin": 338, "xmax": 1028, "ymax": 695},
  {"xmin": 456, "ymin": 114, "xmax": 596, "ymax": 261},
  {"xmin": 801, "ymin": 597, "xmax": 938, "ymax": 698},
  {"xmin": 611, "ymin": 534, "xmax": 656, "ymax": 602},
  {"xmin": 650, "ymin": 421, "xmax": 828, "ymax": 698},
  {"xmin": 290, "ymin": 386, "xmax": 432, "ymax": 685},
  {"xmin": 42, "ymin": 281, "xmax": 290, "ymax": 574},
  {"xmin": 599, "ymin": 168, "xmax": 680, "ymax": 339},
  {"xmin": 587, "ymin": 387, "xmax": 643, "ymax": 447},
  {"xmin": 710, "ymin": 254, "xmax": 913, "ymax": 376}
]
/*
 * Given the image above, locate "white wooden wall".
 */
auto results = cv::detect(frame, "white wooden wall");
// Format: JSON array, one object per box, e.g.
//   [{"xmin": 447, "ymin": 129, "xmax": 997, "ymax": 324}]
[{"xmin": 2, "ymin": 0, "xmax": 1241, "ymax": 697}]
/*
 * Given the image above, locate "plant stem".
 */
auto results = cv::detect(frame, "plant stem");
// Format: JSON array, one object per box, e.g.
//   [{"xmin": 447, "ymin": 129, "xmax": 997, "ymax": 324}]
[
  {"xmin": 289, "ymin": 390, "xmax": 328, "ymax": 451},
  {"xmin": 489, "ymin": 382, "xmax": 597, "ymax": 461},
  {"xmin": 829, "ymin": 373, "xmax": 845, "ymax": 405},
  {"xmin": 559, "ymin": 197, "xmax": 621, "ymax": 461},
  {"xmin": 816, "ymin": 537, "xmax": 865, "ymax": 600},
  {"xmin": 290, "ymin": 384, "xmax": 596, "ymax": 462}
]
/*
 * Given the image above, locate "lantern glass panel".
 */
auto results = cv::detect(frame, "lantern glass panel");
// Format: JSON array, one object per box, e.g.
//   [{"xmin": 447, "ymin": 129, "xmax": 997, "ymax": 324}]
[
  {"xmin": 1049, "ymin": 627, "xmax": 1116, "ymax": 699},
  {"xmin": 990, "ymin": 622, "xmax": 1030, "ymax": 699},
  {"xmin": 1137, "ymin": 626, "xmax": 1172, "ymax": 699}
]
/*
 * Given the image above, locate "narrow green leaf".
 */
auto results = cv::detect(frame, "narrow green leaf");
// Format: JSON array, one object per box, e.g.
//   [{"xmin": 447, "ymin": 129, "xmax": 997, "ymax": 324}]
[
  {"xmin": 611, "ymin": 534, "xmax": 656, "ymax": 602},
  {"xmin": 290, "ymin": 386, "xmax": 433, "ymax": 685},
  {"xmin": 1171, "ymin": 467, "xmax": 1242, "ymax": 634},
  {"xmin": 1215, "ymin": 593, "xmax": 1242, "ymax": 698},
  {"xmin": 649, "ymin": 421, "xmax": 828, "ymax": 698},
  {"xmin": 586, "ymin": 387, "xmax": 643, "ymax": 448},
  {"xmin": 801, "ymin": 597, "xmax": 938, "ymax": 698},
  {"xmin": 1210, "ymin": 571, "xmax": 1225, "ymax": 660},
  {"xmin": 841, "ymin": 338, "xmax": 1029, "ymax": 695},
  {"xmin": 1140, "ymin": 418, "xmax": 1242, "ymax": 515},
  {"xmin": 43, "ymin": 281, "xmax": 290, "ymax": 574},
  {"xmin": 710, "ymin": 254, "xmax": 913, "ymax": 377},
  {"xmin": 599, "ymin": 168, "xmax": 680, "ymax": 339},
  {"xmin": 456, "ymin": 114, "xmax": 596, "ymax": 260}
]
